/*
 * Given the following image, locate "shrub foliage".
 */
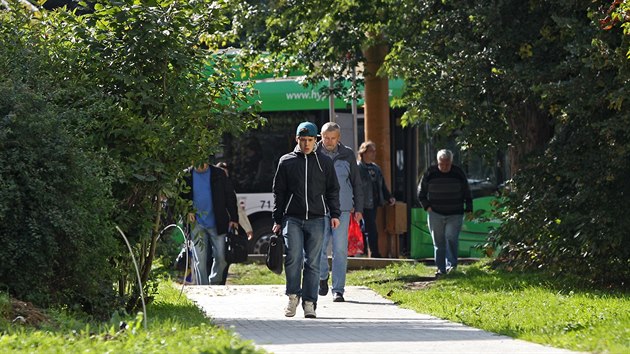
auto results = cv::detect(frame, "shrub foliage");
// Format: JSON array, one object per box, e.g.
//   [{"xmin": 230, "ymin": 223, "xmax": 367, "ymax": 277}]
[
  {"xmin": 0, "ymin": 82, "xmax": 119, "ymax": 316},
  {"xmin": 0, "ymin": 0, "xmax": 260, "ymax": 315}
]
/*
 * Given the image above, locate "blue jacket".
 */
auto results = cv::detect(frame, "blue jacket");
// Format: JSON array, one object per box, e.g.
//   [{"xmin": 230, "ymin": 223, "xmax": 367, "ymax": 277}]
[
  {"xmin": 181, "ymin": 165, "xmax": 238, "ymax": 235},
  {"xmin": 316, "ymin": 142, "xmax": 364, "ymax": 213},
  {"xmin": 272, "ymin": 145, "xmax": 341, "ymax": 223}
]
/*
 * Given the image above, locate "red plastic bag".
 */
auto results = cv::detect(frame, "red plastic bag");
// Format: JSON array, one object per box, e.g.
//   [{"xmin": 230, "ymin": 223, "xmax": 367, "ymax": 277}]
[{"xmin": 348, "ymin": 213, "xmax": 364, "ymax": 256}]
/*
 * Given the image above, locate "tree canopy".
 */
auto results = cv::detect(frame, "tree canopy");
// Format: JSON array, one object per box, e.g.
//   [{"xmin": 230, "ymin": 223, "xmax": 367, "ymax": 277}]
[
  {"xmin": 229, "ymin": 0, "xmax": 630, "ymax": 286},
  {"xmin": 0, "ymin": 0, "xmax": 262, "ymax": 314}
]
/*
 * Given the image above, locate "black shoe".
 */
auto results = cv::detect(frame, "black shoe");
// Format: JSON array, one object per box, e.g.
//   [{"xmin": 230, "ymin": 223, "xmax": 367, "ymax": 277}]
[
  {"xmin": 332, "ymin": 292, "xmax": 345, "ymax": 302},
  {"xmin": 319, "ymin": 278, "xmax": 329, "ymax": 296}
]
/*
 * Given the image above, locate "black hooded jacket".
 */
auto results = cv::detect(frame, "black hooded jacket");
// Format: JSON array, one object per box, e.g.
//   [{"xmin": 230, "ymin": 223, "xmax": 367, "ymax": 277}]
[{"xmin": 272, "ymin": 145, "xmax": 341, "ymax": 224}]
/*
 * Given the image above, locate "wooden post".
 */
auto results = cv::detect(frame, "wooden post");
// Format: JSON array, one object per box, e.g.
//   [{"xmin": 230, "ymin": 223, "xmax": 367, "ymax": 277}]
[{"xmin": 363, "ymin": 39, "xmax": 392, "ymax": 258}]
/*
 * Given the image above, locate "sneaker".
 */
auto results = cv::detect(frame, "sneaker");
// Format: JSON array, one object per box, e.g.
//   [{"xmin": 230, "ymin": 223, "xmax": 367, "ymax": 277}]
[
  {"xmin": 319, "ymin": 277, "xmax": 329, "ymax": 296},
  {"xmin": 332, "ymin": 292, "xmax": 345, "ymax": 302},
  {"xmin": 284, "ymin": 294, "xmax": 300, "ymax": 317},
  {"xmin": 303, "ymin": 301, "xmax": 316, "ymax": 318},
  {"xmin": 435, "ymin": 270, "xmax": 445, "ymax": 278}
]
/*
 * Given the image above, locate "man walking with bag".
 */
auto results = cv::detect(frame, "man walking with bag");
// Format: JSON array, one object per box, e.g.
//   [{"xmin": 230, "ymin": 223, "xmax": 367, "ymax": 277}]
[
  {"xmin": 316, "ymin": 122, "xmax": 363, "ymax": 303},
  {"xmin": 182, "ymin": 159, "xmax": 239, "ymax": 285},
  {"xmin": 272, "ymin": 121, "xmax": 340, "ymax": 319}
]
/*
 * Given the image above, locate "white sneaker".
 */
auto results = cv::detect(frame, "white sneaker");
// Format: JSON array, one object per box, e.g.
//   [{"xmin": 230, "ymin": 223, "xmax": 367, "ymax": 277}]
[
  {"xmin": 303, "ymin": 301, "xmax": 316, "ymax": 318},
  {"xmin": 284, "ymin": 294, "xmax": 300, "ymax": 317}
]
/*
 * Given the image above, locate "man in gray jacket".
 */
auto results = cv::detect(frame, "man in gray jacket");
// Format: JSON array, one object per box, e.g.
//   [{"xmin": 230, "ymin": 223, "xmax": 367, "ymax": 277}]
[{"xmin": 316, "ymin": 122, "xmax": 364, "ymax": 302}]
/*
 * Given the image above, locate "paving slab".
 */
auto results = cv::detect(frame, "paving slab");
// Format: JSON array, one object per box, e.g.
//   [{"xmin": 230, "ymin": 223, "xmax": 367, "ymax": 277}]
[{"xmin": 183, "ymin": 285, "xmax": 583, "ymax": 354}]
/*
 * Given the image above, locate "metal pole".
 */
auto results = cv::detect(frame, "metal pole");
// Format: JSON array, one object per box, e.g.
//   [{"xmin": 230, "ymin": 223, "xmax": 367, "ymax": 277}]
[
  {"xmin": 352, "ymin": 68, "xmax": 358, "ymax": 153},
  {"xmin": 329, "ymin": 76, "xmax": 335, "ymax": 122}
]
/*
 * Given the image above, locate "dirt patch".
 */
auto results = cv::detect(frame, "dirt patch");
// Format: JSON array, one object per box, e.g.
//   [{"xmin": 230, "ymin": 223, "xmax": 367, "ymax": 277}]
[
  {"xmin": 8, "ymin": 299, "xmax": 51, "ymax": 328},
  {"xmin": 405, "ymin": 280, "xmax": 435, "ymax": 290}
]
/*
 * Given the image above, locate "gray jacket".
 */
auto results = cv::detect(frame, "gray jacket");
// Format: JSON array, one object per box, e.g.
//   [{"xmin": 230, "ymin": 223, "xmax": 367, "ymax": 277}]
[{"xmin": 317, "ymin": 142, "xmax": 364, "ymax": 213}]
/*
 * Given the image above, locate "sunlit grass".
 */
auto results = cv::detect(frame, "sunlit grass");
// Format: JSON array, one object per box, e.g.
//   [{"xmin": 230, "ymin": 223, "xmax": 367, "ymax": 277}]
[
  {"xmin": 0, "ymin": 279, "xmax": 267, "ymax": 353},
  {"xmin": 344, "ymin": 262, "xmax": 630, "ymax": 354},
  {"xmin": 2, "ymin": 262, "xmax": 627, "ymax": 353},
  {"xmin": 226, "ymin": 263, "xmax": 285, "ymax": 285}
]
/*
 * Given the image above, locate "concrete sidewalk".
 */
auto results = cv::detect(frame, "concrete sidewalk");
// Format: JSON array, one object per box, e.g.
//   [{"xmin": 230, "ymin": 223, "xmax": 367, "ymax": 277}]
[{"xmin": 183, "ymin": 285, "xmax": 582, "ymax": 354}]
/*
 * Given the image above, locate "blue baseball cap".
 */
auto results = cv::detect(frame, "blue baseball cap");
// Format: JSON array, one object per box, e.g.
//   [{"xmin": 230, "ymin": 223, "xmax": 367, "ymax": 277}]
[{"xmin": 296, "ymin": 121, "xmax": 319, "ymax": 137}]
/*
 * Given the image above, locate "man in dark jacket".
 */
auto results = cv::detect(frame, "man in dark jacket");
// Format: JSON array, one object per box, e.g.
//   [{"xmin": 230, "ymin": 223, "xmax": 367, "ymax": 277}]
[
  {"xmin": 316, "ymin": 122, "xmax": 363, "ymax": 303},
  {"xmin": 272, "ymin": 121, "xmax": 340, "ymax": 319},
  {"xmin": 182, "ymin": 161, "xmax": 239, "ymax": 285},
  {"xmin": 417, "ymin": 149, "xmax": 473, "ymax": 277}
]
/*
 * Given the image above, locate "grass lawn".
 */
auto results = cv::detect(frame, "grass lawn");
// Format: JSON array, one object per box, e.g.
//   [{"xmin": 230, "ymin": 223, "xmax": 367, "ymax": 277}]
[
  {"xmin": 0, "ymin": 280, "xmax": 266, "ymax": 353},
  {"xmin": 228, "ymin": 261, "xmax": 630, "ymax": 354},
  {"xmin": 1, "ymin": 261, "xmax": 627, "ymax": 353}
]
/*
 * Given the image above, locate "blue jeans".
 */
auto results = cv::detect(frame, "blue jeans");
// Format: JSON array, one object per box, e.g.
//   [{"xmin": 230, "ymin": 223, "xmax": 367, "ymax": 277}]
[
  {"xmin": 192, "ymin": 223, "xmax": 227, "ymax": 285},
  {"xmin": 319, "ymin": 212, "xmax": 351, "ymax": 295},
  {"xmin": 427, "ymin": 211, "xmax": 464, "ymax": 273},
  {"xmin": 283, "ymin": 216, "xmax": 325, "ymax": 303}
]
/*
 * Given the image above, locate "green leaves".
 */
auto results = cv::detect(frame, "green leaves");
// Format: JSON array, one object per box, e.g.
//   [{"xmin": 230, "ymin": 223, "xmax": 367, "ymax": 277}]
[
  {"xmin": 1, "ymin": 0, "xmax": 265, "ymax": 315},
  {"xmin": 229, "ymin": 0, "xmax": 629, "ymax": 287}
]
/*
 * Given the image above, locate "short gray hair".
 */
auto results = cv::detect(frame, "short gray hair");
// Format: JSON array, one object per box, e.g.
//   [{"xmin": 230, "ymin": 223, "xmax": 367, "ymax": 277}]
[
  {"xmin": 437, "ymin": 149, "xmax": 453, "ymax": 161},
  {"xmin": 321, "ymin": 122, "xmax": 341, "ymax": 134}
]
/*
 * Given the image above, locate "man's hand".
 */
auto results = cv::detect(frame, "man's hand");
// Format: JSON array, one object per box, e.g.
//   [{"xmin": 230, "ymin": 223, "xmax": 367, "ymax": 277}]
[
  {"xmin": 272, "ymin": 223, "xmax": 281, "ymax": 235},
  {"xmin": 331, "ymin": 217, "xmax": 340, "ymax": 229},
  {"xmin": 388, "ymin": 197, "xmax": 396, "ymax": 206},
  {"xmin": 229, "ymin": 221, "xmax": 239, "ymax": 233},
  {"xmin": 354, "ymin": 212, "xmax": 363, "ymax": 222},
  {"xmin": 187, "ymin": 213, "xmax": 196, "ymax": 223},
  {"xmin": 246, "ymin": 231, "xmax": 254, "ymax": 240}
]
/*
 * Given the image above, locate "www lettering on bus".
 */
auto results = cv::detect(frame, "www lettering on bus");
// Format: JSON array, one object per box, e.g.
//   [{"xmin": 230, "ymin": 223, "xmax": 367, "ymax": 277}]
[{"xmin": 285, "ymin": 90, "xmax": 326, "ymax": 101}]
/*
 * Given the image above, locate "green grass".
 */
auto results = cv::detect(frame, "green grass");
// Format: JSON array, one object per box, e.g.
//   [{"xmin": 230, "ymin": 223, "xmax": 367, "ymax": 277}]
[
  {"xmin": 0, "ymin": 280, "xmax": 266, "ymax": 353},
  {"xmin": 226, "ymin": 263, "xmax": 285, "ymax": 285},
  {"xmin": 2, "ymin": 262, "xmax": 627, "ymax": 353},
  {"xmin": 343, "ymin": 262, "xmax": 630, "ymax": 354},
  {"xmin": 227, "ymin": 262, "xmax": 630, "ymax": 354}
]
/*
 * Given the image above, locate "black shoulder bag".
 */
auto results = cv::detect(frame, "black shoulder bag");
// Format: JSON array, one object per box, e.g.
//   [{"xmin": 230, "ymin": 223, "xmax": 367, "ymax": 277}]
[
  {"xmin": 266, "ymin": 232, "xmax": 284, "ymax": 274},
  {"xmin": 225, "ymin": 226, "xmax": 248, "ymax": 264}
]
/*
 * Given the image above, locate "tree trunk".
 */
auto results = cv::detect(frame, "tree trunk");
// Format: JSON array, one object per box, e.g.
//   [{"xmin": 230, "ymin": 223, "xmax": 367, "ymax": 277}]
[
  {"xmin": 140, "ymin": 197, "xmax": 162, "ymax": 284},
  {"xmin": 363, "ymin": 40, "xmax": 391, "ymax": 185},
  {"xmin": 507, "ymin": 100, "xmax": 553, "ymax": 174},
  {"xmin": 363, "ymin": 36, "xmax": 392, "ymax": 258},
  {"xmin": 126, "ymin": 196, "xmax": 163, "ymax": 313}
]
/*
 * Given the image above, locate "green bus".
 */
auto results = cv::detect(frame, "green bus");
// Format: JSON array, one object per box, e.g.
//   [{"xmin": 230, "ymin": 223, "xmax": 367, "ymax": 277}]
[{"xmin": 218, "ymin": 75, "xmax": 506, "ymax": 258}]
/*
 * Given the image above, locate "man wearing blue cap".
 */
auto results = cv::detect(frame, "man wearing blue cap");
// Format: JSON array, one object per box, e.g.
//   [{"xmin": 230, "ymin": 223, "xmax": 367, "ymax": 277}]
[{"xmin": 272, "ymin": 121, "xmax": 341, "ymax": 319}]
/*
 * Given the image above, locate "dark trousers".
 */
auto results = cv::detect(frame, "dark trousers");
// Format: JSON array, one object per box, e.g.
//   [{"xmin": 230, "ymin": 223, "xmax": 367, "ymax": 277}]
[{"xmin": 362, "ymin": 208, "xmax": 381, "ymax": 258}]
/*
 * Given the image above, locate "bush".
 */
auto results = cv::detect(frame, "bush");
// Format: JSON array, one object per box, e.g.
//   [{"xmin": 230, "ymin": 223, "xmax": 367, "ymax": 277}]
[
  {"xmin": 496, "ymin": 120, "xmax": 630, "ymax": 288},
  {"xmin": 0, "ymin": 82, "xmax": 120, "ymax": 318}
]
